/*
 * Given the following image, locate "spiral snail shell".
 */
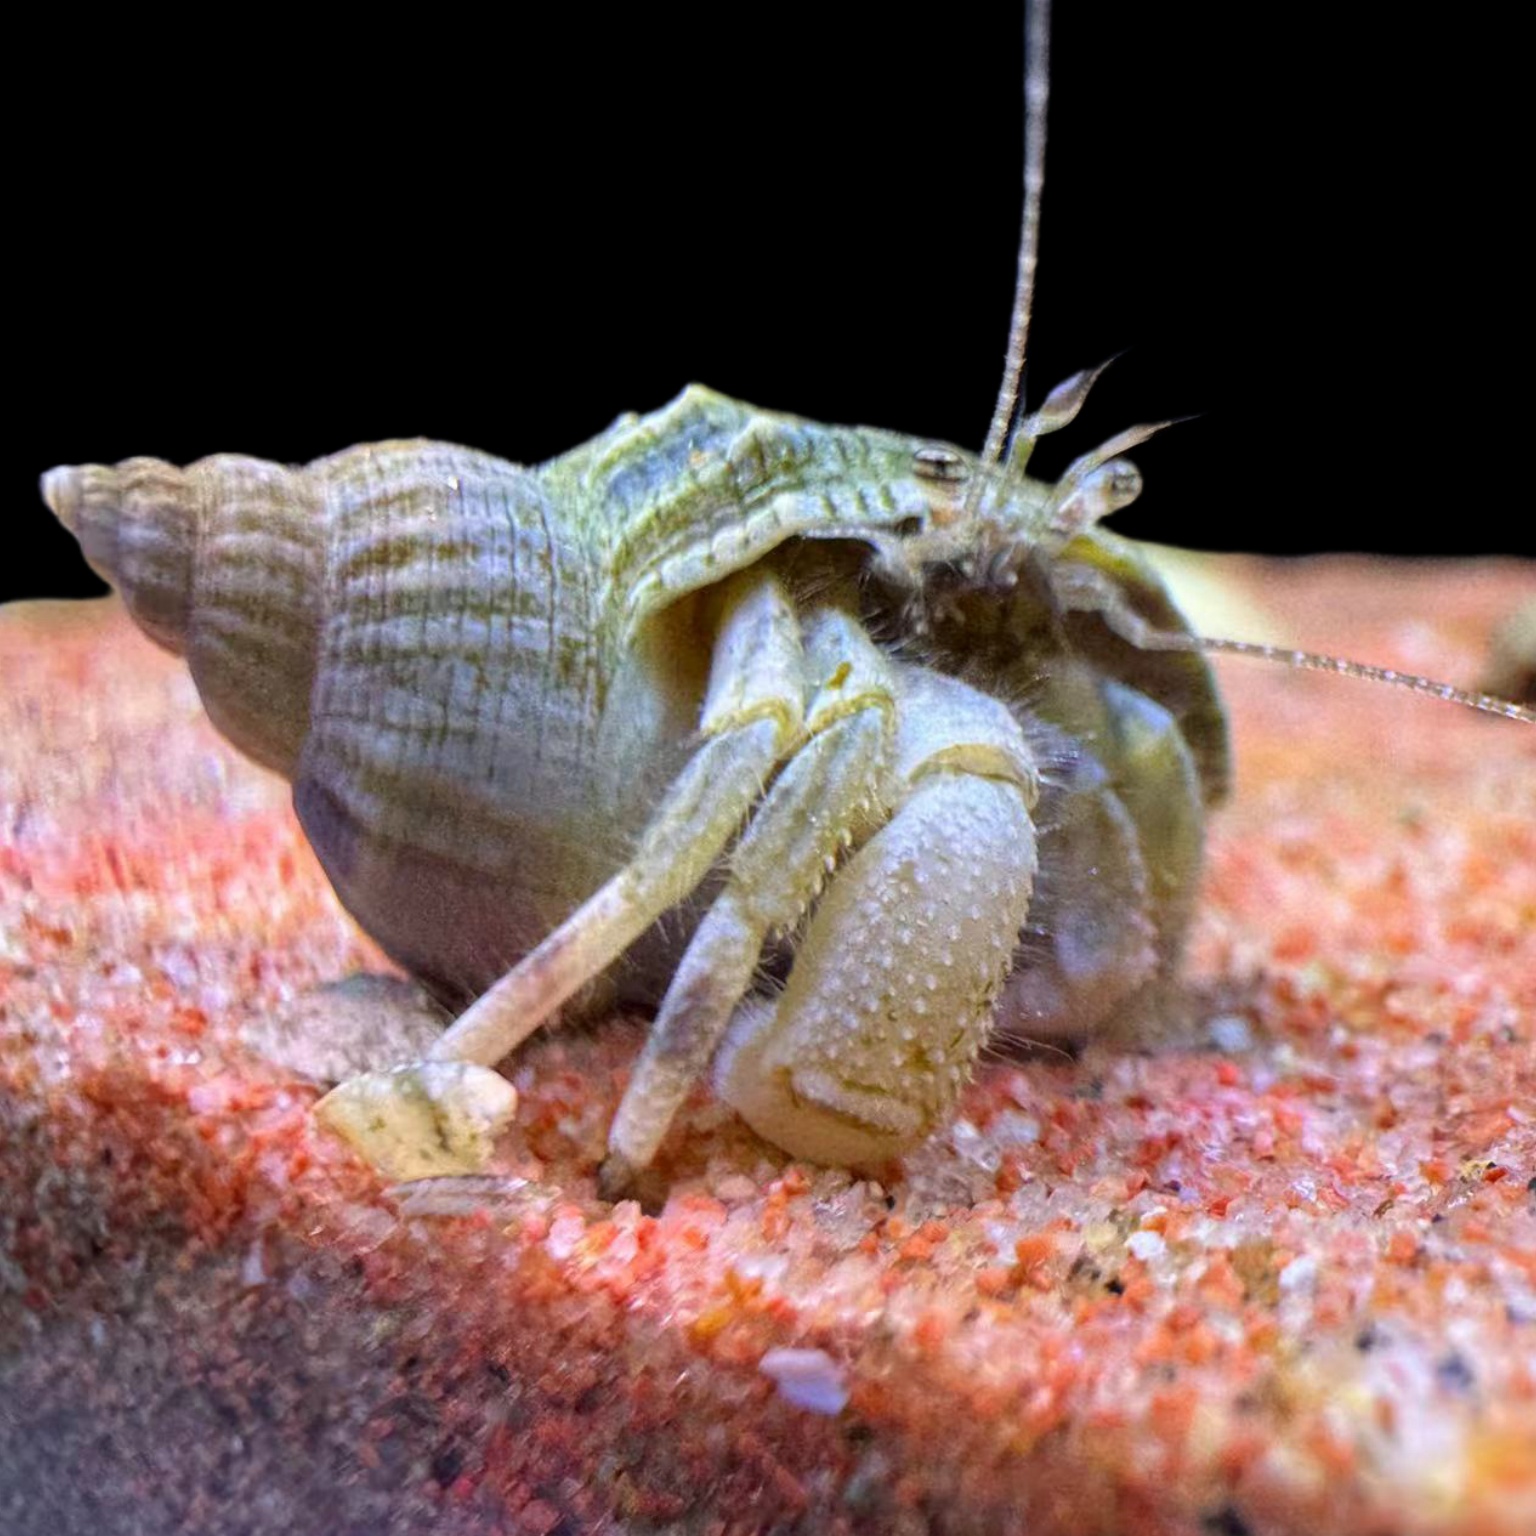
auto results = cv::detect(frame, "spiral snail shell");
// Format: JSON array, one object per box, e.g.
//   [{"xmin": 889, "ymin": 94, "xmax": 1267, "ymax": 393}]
[{"xmin": 45, "ymin": 427, "xmax": 715, "ymax": 1011}]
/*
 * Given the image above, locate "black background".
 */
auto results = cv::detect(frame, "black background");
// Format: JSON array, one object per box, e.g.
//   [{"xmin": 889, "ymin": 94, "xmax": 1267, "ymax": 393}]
[{"xmin": 13, "ymin": 7, "xmax": 1532, "ymax": 604}]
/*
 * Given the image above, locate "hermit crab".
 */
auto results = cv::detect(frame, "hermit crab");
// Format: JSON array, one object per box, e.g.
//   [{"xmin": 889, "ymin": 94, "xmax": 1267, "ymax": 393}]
[
  {"xmin": 42, "ymin": 365, "xmax": 1232, "ymax": 1185},
  {"xmin": 35, "ymin": 4, "xmax": 1532, "ymax": 1192}
]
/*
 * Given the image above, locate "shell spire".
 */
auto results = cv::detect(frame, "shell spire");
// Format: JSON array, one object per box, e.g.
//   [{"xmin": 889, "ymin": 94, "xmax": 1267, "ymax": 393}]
[
  {"xmin": 42, "ymin": 459, "xmax": 199, "ymax": 656},
  {"xmin": 41, "ymin": 453, "xmax": 325, "ymax": 776}
]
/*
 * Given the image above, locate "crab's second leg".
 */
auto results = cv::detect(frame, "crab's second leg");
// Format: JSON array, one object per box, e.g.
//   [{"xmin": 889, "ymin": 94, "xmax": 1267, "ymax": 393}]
[
  {"xmin": 598, "ymin": 608, "xmax": 897, "ymax": 1192},
  {"xmin": 316, "ymin": 566, "xmax": 814, "ymax": 1179},
  {"xmin": 713, "ymin": 666, "xmax": 1040, "ymax": 1168}
]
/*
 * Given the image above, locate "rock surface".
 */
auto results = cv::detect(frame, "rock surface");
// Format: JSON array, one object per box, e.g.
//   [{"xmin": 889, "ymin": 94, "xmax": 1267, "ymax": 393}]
[{"xmin": 2, "ymin": 560, "xmax": 1534, "ymax": 1536}]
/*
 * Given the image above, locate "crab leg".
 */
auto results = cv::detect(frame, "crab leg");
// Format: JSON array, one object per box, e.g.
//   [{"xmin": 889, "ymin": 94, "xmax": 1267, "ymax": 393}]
[
  {"xmin": 600, "ymin": 609, "xmax": 896, "ymax": 1189},
  {"xmin": 316, "ymin": 565, "xmax": 813, "ymax": 1178},
  {"xmin": 425, "ymin": 565, "xmax": 807, "ymax": 1068}
]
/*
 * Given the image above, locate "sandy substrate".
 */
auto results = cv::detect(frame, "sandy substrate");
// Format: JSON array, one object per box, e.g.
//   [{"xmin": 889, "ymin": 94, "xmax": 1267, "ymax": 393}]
[{"xmin": 2, "ymin": 558, "xmax": 1534, "ymax": 1536}]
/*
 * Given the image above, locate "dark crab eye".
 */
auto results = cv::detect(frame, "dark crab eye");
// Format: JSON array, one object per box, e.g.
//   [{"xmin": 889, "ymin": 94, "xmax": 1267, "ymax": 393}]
[
  {"xmin": 912, "ymin": 446, "xmax": 966, "ymax": 483},
  {"xmin": 1094, "ymin": 459, "xmax": 1144, "ymax": 512}
]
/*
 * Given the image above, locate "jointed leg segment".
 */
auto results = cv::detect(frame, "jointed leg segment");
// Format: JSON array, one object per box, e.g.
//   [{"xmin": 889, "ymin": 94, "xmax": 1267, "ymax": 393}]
[
  {"xmin": 426, "ymin": 567, "xmax": 808, "ymax": 1069},
  {"xmin": 713, "ymin": 665, "xmax": 1041, "ymax": 1166},
  {"xmin": 602, "ymin": 609, "xmax": 897, "ymax": 1185}
]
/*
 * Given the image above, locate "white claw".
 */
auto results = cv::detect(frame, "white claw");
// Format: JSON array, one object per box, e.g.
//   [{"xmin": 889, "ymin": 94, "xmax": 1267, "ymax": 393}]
[{"xmin": 314, "ymin": 1060, "xmax": 518, "ymax": 1181}]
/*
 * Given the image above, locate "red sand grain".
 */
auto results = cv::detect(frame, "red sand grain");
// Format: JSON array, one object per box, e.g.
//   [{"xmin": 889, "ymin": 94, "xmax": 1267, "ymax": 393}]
[{"xmin": 1, "ymin": 558, "xmax": 1534, "ymax": 1536}]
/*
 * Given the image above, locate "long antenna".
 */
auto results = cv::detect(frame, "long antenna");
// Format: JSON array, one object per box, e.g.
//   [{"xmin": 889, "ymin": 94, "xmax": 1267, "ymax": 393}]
[
  {"xmin": 1148, "ymin": 632, "xmax": 1536, "ymax": 725},
  {"xmin": 1066, "ymin": 561, "xmax": 1536, "ymax": 724},
  {"xmin": 968, "ymin": 0, "xmax": 1052, "ymax": 512}
]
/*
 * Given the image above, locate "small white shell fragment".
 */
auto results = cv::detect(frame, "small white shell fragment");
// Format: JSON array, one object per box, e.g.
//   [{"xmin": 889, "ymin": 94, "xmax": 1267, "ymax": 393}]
[
  {"xmin": 387, "ymin": 1173, "xmax": 531, "ymax": 1219},
  {"xmin": 0, "ymin": 922, "xmax": 27, "ymax": 965},
  {"xmin": 1126, "ymin": 1230, "xmax": 1167, "ymax": 1262},
  {"xmin": 711, "ymin": 1172, "xmax": 760, "ymax": 1203},
  {"xmin": 1207, "ymin": 1014, "xmax": 1254, "ymax": 1053},
  {"xmin": 314, "ymin": 1061, "xmax": 518, "ymax": 1181},
  {"xmin": 758, "ymin": 1347, "xmax": 850, "ymax": 1415},
  {"xmin": 1278, "ymin": 1254, "xmax": 1319, "ymax": 1295},
  {"xmin": 240, "ymin": 1236, "xmax": 268, "ymax": 1288}
]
